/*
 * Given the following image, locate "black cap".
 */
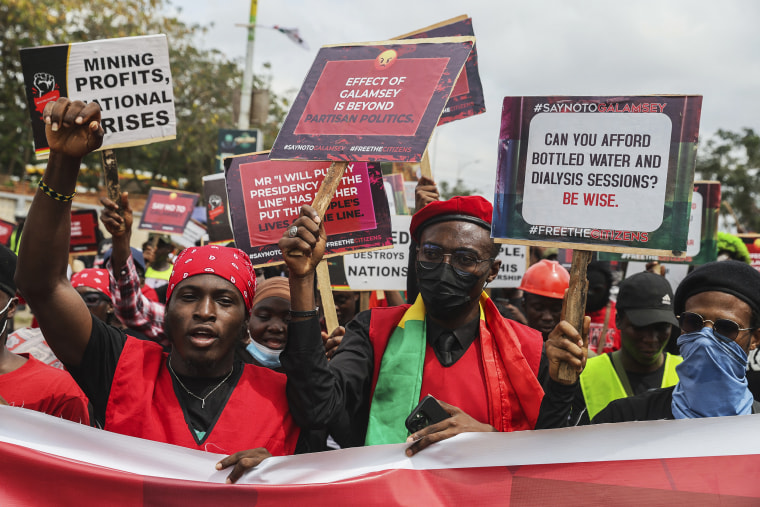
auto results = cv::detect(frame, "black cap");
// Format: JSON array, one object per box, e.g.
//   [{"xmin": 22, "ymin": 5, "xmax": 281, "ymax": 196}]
[
  {"xmin": 0, "ymin": 245, "xmax": 17, "ymax": 298},
  {"xmin": 616, "ymin": 272, "xmax": 678, "ymax": 327},
  {"xmin": 674, "ymin": 260, "xmax": 760, "ymax": 316}
]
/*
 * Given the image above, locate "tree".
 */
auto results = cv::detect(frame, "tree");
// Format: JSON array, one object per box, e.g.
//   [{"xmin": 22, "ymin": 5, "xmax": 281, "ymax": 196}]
[
  {"xmin": 1, "ymin": 0, "xmax": 290, "ymax": 193},
  {"xmin": 439, "ymin": 178, "xmax": 478, "ymax": 200},
  {"xmin": 695, "ymin": 128, "xmax": 760, "ymax": 232}
]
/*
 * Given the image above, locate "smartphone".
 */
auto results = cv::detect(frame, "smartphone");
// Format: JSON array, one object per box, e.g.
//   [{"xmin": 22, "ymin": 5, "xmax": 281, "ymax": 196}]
[{"xmin": 405, "ymin": 395, "xmax": 451, "ymax": 434}]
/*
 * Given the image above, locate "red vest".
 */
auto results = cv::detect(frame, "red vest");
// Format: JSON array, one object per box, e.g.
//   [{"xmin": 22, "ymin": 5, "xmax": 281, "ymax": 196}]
[
  {"xmin": 105, "ymin": 338, "xmax": 299, "ymax": 455},
  {"xmin": 368, "ymin": 304, "xmax": 543, "ymax": 429}
]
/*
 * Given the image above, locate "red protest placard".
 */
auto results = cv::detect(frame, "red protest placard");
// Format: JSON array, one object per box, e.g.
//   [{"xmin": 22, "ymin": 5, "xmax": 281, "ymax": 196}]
[
  {"xmin": 225, "ymin": 152, "xmax": 392, "ymax": 266},
  {"xmin": 70, "ymin": 209, "xmax": 99, "ymax": 254},
  {"xmin": 138, "ymin": 188, "xmax": 199, "ymax": 234},
  {"xmin": 0, "ymin": 219, "xmax": 15, "ymax": 247},
  {"xmin": 270, "ymin": 37, "xmax": 474, "ymax": 163},
  {"xmin": 396, "ymin": 16, "xmax": 485, "ymax": 125}
]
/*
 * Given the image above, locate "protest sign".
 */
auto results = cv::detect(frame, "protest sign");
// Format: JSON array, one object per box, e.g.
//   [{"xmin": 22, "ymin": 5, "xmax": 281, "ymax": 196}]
[
  {"xmin": 20, "ymin": 35, "xmax": 176, "ymax": 159},
  {"xmin": 341, "ymin": 215, "xmax": 412, "ymax": 291},
  {"xmin": 216, "ymin": 129, "xmax": 262, "ymax": 172},
  {"xmin": 0, "ymin": 218, "xmax": 15, "ymax": 246},
  {"xmin": 396, "ymin": 15, "xmax": 485, "ymax": 125},
  {"xmin": 225, "ymin": 152, "xmax": 392, "ymax": 266},
  {"xmin": 269, "ymin": 37, "xmax": 474, "ymax": 163},
  {"xmin": 383, "ymin": 173, "xmax": 410, "ymax": 215},
  {"xmin": 173, "ymin": 219, "xmax": 207, "ymax": 249},
  {"xmin": 493, "ymin": 95, "xmax": 703, "ymax": 256},
  {"xmin": 202, "ymin": 173, "xmax": 234, "ymax": 244},
  {"xmin": 490, "ymin": 244, "xmax": 529, "ymax": 289},
  {"xmin": 598, "ymin": 181, "xmax": 720, "ymax": 265},
  {"xmin": 138, "ymin": 188, "xmax": 199, "ymax": 235},
  {"xmin": 739, "ymin": 234, "xmax": 760, "ymax": 272},
  {"xmin": 70, "ymin": 209, "xmax": 100, "ymax": 254}
]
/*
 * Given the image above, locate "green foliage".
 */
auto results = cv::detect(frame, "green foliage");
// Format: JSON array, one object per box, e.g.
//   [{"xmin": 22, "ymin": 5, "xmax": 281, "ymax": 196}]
[
  {"xmin": 439, "ymin": 178, "xmax": 477, "ymax": 200},
  {"xmin": 716, "ymin": 231, "xmax": 751, "ymax": 263},
  {"xmin": 0, "ymin": 0, "xmax": 289, "ymax": 193},
  {"xmin": 696, "ymin": 128, "xmax": 760, "ymax": 232}
]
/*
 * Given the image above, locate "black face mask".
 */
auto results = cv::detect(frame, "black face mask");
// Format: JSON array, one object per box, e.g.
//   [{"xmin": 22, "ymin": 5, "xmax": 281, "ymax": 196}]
[{"xmin": 416, "ymin": 262, "xmax": 483, "ymax": 319}]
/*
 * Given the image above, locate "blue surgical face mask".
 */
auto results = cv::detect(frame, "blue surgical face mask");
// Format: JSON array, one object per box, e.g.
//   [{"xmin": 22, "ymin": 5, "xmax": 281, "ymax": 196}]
[
  {"xmin": 671, "ymin": 326, "xmax": 753, "ymax": 419},
  {"xmin": 246, "ymin": 339, "xmax": 282, "ymax": 369}
]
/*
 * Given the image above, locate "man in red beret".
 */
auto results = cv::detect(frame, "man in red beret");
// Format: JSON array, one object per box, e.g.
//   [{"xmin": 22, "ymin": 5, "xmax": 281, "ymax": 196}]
[{"xmin": 280, "ymin": 198, "xmax": 586, "ymax": 455}]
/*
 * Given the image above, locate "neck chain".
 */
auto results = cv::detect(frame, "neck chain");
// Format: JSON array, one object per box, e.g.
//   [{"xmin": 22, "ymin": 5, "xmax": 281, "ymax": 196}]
[{"xmin": 167, "ymin": 358, "xmax": 234, "ymax": 409}]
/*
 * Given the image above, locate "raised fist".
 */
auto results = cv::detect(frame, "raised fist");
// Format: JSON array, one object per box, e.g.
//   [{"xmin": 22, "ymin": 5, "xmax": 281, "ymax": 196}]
[{"xmin": 33, "ymin": 73, "xmax": 56, "ymax": 95}]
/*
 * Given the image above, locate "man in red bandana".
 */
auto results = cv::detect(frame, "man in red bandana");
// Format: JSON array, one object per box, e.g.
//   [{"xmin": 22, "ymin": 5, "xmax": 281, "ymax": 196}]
[
  {"xmin": 280, "ymin": 200, "xmax": 587, "ymax": 455},
  {"xmin": 16, "ymin": 98, "xmax": 299, "ymax": 483}
]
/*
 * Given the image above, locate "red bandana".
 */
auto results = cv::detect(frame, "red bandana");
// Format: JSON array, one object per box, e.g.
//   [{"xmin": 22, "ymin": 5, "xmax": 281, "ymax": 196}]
[
  {"xmin": 166, "ymin": 245, "xmax": 256, "ymax": 312},
  {"xmin": 71, "ymin": 268, "xmax": 112, "ymax": 299}
]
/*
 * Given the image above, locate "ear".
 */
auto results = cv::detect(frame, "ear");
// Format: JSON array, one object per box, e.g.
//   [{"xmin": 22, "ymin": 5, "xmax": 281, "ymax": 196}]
[
  {"xmin": 486, "ymin": 259, "xmax": 501, "ymax": 283},
  {"xmin": 6, "ymin": 298, "xmax": 18, "ymax": 320},
  {"xmin": 749, "ymin": 328, "xmax": 760, "ymax": 351}
]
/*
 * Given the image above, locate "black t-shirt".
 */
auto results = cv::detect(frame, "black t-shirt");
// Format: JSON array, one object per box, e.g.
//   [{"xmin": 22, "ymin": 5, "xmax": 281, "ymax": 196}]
[
  {"xmin": 591, "ymin": 386, "xmax": 676, "ymax": 423},
  {"xmin": 66, "ymin": 316, "xmax": 242, "ymax": 436}
]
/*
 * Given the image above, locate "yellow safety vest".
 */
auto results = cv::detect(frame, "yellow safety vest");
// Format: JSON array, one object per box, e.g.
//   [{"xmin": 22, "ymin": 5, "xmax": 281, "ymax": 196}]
[{"xmin": 580, "ymin": 352, "xmax": 682, "ymax": 420}]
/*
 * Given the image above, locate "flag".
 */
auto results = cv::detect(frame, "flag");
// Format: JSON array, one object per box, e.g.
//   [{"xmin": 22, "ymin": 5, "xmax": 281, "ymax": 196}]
[{"xmin": 273, "ymin": 25, "xmax": 309, "ymax": 50}]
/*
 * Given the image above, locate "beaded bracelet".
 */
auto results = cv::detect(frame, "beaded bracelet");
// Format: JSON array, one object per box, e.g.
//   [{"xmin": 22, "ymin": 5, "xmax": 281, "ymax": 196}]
[
  {"xmin": 38, "ymin": 180, "xmax": 76, "ymax": 202},
  {"xmin": 289, "ymin": 307, "xmax": 320, "ymax": 318}
]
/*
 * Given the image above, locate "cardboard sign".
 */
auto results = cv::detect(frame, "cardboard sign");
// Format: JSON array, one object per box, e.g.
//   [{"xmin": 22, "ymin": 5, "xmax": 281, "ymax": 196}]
[
  {"xmin": 493, "ymin": 95, "xmax": 703, "ymax": 255},
  {"xmin": 598, "ymin": 181, "xmax": 720, "ymax": 265},
  {"xmin": 270, "ymin": 37, "xmax": 474, "ymax": 162},
  {"xmin": 489, "ymin": 244, "xmax": 529, "ymax": 289},
  {"xmin": 739, "ymin": 234, "xmax": 760, "ymax": 273},
  {"xmin": 225, "ymin": 152, "xmax": 392, "ymax": 266},
  {"xmin": 70, "ymin": 209, "xmax": 100, "ymax": 254},
  {"xmin": 20, "ymin": 35, "xmax": 176, "ymax": 159},
  {"xmin": 138, "ymin": 188, "xmax": 199, "ymax": 234},
  {"xmin": 216, "ymin": 129, "xmax": 262, "ymax": 172},
  {"xmin": 0, "ymin": 219, "xmax": 15, "ymax": 247},
  {"xmin": 202, "ymin": 173, "xmax": 234, "ymax": 244},
  {"xmin": 396, "ymin": 16, "xmax": 485, "ymax": 125}
]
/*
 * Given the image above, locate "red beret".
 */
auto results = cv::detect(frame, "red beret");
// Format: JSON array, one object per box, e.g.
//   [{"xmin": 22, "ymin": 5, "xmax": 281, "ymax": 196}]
[{"xmin": 410, "ymin": 195, "xmax": 493, "ymax": 241}]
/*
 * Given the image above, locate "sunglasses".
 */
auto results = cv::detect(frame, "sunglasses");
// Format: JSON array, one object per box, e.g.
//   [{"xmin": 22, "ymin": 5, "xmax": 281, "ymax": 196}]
[
  {"xmin": 80, "ymin": 292, "xmax": 110, "ymax": 306},
  {"xmin": 677, "ymin": 311, "xmax": 754, "ymax": 341}
]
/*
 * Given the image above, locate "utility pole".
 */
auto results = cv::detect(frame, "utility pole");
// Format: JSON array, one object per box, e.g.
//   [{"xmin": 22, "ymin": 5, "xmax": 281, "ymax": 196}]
[{"xmin": 237, "ymin": 0, "xmax": 258, "ymax": 130}]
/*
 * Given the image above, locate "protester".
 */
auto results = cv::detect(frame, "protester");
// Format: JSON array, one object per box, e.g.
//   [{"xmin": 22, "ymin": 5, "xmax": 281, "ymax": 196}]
[
  {"xmin": 279, "ymin": 197, "xmax": 586, "ymax": 455},
  {"xmin": 8, "ymin": 212, "xmax": 25, "ymax": 255},
  {"xmin": 585, "ymin": 261, "xmax": 621, "ymax": 354},
  {"xmin": 333, "ymin": 291, "xmax": 359, "ymax": 327},
  {"xmin": 592, "ymin": 261, "xmax": 760, "ymax": 422},
  {"xmin": 519, "ymin": 260, "xmax": 569, "ymax": 342},
  {"xmin": 16, "ymin": 98, "xmax": 299, "ymax": 483},
  {"xmin": 537, "ymin": 271, "xmax": 681, "ymax": 427},
  {"xmin": 241, "ymin": 277, "xmax": 291, "ymax": 370},
  {"xmin": 144, "ymin": 235, "xmax": 174, "ymax": 303},
  {"xmin": 0, "ymin": 245, "xmax": 89, "ymax": 424}
]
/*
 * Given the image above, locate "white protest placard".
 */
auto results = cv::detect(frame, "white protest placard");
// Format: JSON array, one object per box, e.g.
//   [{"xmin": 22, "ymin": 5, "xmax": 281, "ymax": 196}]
[
  {"xmin": 489, "ymin": 244, "xmax": 529, "ymax": 289},
  {"xmin": 20, "ymin": 35, "xmax": 176, "ymax": 158},
  {"xmin": 343, "ymin": 215, "xmax": 412, "ymax": 291}
]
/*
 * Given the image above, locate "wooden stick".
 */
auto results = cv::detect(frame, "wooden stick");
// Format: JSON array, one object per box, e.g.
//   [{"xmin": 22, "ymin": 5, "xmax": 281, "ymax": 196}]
[
  {"xmin": 360, "ymin": 291, "xmax": 371, "ymax": 312},
  {"xmin": 100, "ymin": 149, "xmax": 125, "ymax": 233},
  {"xmin": 296, "ymin": 160, "xmax": 349, "ymax": 333},
  {"xmin": 420, "ymin": 149, "xmax": 432, "ymax": 179},
  {"xmin": 558, "ymin": 249, "xmax": 593, "ymax": 383},
  {"xmin": 317, "ymin": 261, "xmax": 338, "ymax": 334}
]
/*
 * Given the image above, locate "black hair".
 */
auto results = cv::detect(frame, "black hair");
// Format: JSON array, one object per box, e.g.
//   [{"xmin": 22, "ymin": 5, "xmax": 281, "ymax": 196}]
[{"xmin": 586, "ymin": 261, "xmax": 612, "ymax": 288}]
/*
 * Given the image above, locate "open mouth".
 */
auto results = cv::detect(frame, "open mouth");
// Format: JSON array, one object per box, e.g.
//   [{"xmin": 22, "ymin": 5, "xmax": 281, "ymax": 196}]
[
  {"xmin": 189, "ymin": 329, "xmax": 218, "ymax": 348},
  {"xmin": 261, "ymin": 336, "xmax": 286, "ymax": 350}
]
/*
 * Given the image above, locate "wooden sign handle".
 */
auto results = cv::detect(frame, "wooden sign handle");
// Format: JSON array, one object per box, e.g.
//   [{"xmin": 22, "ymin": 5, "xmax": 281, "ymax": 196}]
[
  {"xmin": 317, "ymin": 261, "xmax": 339, "ymax": 334},
  {"xmin": 557, "ymin": 249, "xmax": 593, "ymax": 383},
  {"xmin": 100, "ymin": 149, "xmax": 125, "ymax": 233},
  {"xmin": 420, "ymin": 149, "xmax": 432, "ymax": 179}
]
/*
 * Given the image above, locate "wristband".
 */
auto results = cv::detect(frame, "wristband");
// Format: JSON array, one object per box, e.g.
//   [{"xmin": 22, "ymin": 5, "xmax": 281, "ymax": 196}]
[
  {"xmin": 38, "ymin": 180, "xmax": 76, "ymax": 202},
  {"xmin": 289, "ymin": 307, "xmax": 320, "ymax": 318}
]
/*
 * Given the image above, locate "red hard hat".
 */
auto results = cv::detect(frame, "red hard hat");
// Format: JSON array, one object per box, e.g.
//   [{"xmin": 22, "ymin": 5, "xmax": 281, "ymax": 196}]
[{"xmin": 518, "ymin": 259, "xmax": 570, "ymax": 299}]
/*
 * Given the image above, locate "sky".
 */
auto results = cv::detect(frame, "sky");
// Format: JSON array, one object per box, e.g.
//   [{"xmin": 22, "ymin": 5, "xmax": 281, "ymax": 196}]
[{"xmin": 172, "ymin": 0, "xmax": 760, "ymax": 198}]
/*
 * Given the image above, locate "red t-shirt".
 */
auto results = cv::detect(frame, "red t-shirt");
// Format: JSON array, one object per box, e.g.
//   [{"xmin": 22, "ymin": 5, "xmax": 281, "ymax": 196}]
[
  {"xmin": 0, "ymin": 353, "xmax": 90, "ymax": 424},
  {"xmin": 586, "ymin": 300, "xmax": 621, "ymax": 354}
]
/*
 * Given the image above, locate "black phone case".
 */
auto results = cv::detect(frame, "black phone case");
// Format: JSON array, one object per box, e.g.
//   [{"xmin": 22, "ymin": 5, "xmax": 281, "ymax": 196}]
[{"xmin": 405, "ymin": 395, "xmax": 451, "ymax": 433}]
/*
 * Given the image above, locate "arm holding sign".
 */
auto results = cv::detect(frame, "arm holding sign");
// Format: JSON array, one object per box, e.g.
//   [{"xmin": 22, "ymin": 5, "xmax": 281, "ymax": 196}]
[
  {"xmin": 279, "ymin": 206, "xmax": 376, "ymax": 447},
  {"xmin": 16, "ymin": 98, "xmax": 104, "ymax": 367},
  {"xmin": 100, "ymin": 194, "xmax": 167, "ymax": 344}
]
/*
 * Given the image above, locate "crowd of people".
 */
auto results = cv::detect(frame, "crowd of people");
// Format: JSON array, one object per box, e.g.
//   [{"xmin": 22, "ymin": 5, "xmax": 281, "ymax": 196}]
[{"xmin": 2, "ymin": 97, "xmax": 759, "ymax": 484}]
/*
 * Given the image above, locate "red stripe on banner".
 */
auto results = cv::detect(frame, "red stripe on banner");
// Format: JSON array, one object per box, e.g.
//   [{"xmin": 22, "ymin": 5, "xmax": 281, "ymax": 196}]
[{"xmin": 2, "ymin": 438, "xmax": 759, "ymax": 506}]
